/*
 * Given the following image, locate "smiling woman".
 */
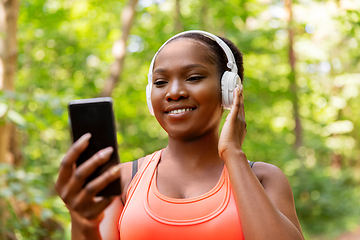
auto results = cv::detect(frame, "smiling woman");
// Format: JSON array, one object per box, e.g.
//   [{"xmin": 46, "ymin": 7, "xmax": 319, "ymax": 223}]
[
  {"xmin": 150, "ymin": 38, "xmax": 223, "ymax": 140},
  {"xmin": 55, "ymin": 30, "xmax": 304, "ymax": 240}
]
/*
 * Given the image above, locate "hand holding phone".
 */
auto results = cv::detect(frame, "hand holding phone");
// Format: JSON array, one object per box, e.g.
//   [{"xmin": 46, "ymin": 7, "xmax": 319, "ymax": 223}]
[{"xmin": 68, "ymin": 97, "xmax": 121, "ymax": 197}]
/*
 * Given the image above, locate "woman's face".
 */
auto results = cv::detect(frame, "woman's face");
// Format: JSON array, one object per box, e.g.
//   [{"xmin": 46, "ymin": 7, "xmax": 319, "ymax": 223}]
[{"xmin": 151, "ymin": 38, "xmax": 223, "ymax": 140}]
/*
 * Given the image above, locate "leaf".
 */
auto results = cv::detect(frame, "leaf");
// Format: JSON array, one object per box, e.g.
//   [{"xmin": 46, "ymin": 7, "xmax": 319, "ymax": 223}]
[
  {"xmin": 0, "ymin": 102, "xmax": 8, "ymax": 118},
  {"xmin": 7, "ymin": 109, "xmax": 26, "ymax": 126}
]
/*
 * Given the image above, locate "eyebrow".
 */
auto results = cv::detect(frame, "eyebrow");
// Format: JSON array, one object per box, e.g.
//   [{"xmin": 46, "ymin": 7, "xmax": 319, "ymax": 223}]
[{"xmin": 153, "ymin": 63, "xmax": 208, "ymax": 74}]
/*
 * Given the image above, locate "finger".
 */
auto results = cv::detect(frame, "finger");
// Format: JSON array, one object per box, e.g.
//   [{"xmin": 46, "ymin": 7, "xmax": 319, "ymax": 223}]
[
  {"xmin": 228, "ymin": 85, "xmax": 241, "ymax": 121},
  {"xmin": 81, "ymin": 163, "xmax": 121, "ymax": 199},
  {"xmin": 82, "ymin": 197, "xmax": 114, "ymax": 220},
  {"xmin": 56, "ymin": 133, "xmax": 91, "ymax": 192},
  {"xmin": 239, "ymin": 83, "xmax": 244, "ymax": 95},
  {"xmin": 73, "ymin": 163, "xmax": 121, "ymax": 209},
  {"xmin": 67, "ymin": 147, "xmax": 114, "ymax": 194},
  {"xmin": 61, "ymin": 133, "xmax": 92, "ymax": 173},
  {"xmin": 239, "ymin": 85, "xmax": 245, "ymax": 120}
]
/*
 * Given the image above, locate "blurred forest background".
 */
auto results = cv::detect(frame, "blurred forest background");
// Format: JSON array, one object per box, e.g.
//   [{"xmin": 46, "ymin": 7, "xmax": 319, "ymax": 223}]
[{"xmin": 0, "ymin": 0, "xmax": 359, "ymax": 239}]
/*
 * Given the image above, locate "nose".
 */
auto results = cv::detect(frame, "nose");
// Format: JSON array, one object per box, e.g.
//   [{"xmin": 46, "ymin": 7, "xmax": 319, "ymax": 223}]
[{"xmin": 165, "ymin": 80, "xmax": 189, "ymax": 102}]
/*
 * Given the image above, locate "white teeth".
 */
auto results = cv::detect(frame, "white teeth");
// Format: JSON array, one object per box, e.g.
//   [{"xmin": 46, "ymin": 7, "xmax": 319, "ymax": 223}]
[{"xmin": 169, "ymin": 108, "xmax": 193, "ymax": 114}]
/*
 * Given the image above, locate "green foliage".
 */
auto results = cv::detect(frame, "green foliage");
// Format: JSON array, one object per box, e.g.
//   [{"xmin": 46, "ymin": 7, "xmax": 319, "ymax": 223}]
[
  {"xmin": 1, "ymin": 0, "xmax": 359, "ymax": 239},
  {"xmin": 0, "ymin": 162, "xmax": 69, "ymax": 239},
  {"xmin": 286, "ymin": 160, "xmax": 360, "ymax": 238}
]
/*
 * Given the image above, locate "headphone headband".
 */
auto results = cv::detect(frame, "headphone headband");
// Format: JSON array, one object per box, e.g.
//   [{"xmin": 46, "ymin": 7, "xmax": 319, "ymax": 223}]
[
  {"xmin": 148, "ymin": 30, "xmax": 238, "ymax": 81},
  {"xmin": 147, "ymin": 30, "xmax": 240, "ymax": 115}
]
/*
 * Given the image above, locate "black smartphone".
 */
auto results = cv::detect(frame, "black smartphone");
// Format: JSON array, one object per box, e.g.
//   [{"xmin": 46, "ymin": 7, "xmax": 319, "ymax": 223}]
[{"xmin": 68, "ymin": 97, "xmax": 121, "ymax": 197}]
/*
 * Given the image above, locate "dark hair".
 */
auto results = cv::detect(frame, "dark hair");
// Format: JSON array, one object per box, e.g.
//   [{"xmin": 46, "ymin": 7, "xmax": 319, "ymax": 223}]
[{"xmin": 169, "ymin": 33, "xmax": 244, "ymax": 83}]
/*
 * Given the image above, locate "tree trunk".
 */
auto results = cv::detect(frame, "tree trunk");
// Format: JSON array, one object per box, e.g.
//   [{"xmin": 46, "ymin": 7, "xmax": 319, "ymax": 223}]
[
  {"xmin": 199, "ymin": 1, "xmax": 208, "ymax": 30},
  {"xmin": 0, "ymin": 0, "xmax": 19, "ymax": 238},
  {"xmin": 331, "ymin": 152, "xmax": 342, "ymax": 169},
  {"xmin": 100, "ymin": 0, "xmax": 138, "ymax": 97},
  {"xmin": 285, "ymin": 0, "xmax": 302, "ymax": 149},
  {"xmin": 174, "ymin": 0, "xmax": 183, "ymax": 32},
  {"xmin": 0, "ymin": 0, "xmax": 19, "ymax": 163}
]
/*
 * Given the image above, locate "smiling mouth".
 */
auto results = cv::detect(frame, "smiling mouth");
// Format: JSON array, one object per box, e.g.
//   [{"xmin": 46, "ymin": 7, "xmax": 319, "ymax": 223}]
[{"xmin": 166, "ymin": 108, "xmax": 196, "ymax": 114}]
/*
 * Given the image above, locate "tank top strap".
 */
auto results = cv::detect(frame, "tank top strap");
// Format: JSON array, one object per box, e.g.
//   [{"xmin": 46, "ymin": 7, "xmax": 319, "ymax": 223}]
[{"xmin": 126, "ymin": 150, "xmax": 163, "ymax": 201}]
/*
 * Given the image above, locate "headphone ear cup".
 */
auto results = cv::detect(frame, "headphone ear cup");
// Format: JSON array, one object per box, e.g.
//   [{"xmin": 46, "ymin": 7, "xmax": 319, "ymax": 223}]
[
  {"xmin": 221, "ymin": 71, "xmax": 230, "ymax": 109},
  {"xmin": 221, "ymin": 71, "xmax": 241, "ymax": 110},
  {"xmin": 146, "ymin": 83, "xmax": 154, "ymax": 115}
]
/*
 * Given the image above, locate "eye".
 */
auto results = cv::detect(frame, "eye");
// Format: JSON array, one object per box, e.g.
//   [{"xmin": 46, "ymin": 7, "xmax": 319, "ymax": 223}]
[
  {"xmin": 154, "ymin": 79, "xmax": 168, "ymax": 86},
  {"xmin": 187, "ymin": 76, "xmax": 204, "ymax": 82}
]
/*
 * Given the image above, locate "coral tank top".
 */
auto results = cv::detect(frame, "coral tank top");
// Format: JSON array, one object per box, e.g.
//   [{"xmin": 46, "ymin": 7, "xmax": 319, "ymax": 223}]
[{"xmin": 119, "ymin": 150, "xmax": 244, "ymax": 240}]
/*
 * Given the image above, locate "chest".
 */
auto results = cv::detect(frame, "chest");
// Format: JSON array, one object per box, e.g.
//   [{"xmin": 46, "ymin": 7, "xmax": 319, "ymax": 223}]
[
  {"xmin": 119, "ymin": 158, "xmax": 244, "ymax": 240},
  {"xmin": 156, "ymin": 165, "xmax": 224, "ymax": 199}
]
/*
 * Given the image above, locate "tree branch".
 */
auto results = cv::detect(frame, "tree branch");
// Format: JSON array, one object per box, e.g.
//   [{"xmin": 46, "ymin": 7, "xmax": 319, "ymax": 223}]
[
  {"xmin": 100, "ymin": 0, "xmax": 138, "ymax": 97},
  {"xmin": 285, "ymin": 0, "xmax": 302, "ymax": 149}
]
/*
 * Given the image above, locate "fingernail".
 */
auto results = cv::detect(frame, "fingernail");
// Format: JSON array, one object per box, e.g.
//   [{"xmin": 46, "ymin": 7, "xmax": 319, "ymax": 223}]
[
  {"xmin": 79, "ymin": 133, "xmax": 91, "ymax": 143},
  {"xmin": 110, "ymin": 164, "xmax": 121, "ymax": 176},
  {"xmin": 240, "ymin": 84, "xmax": 244, "ymax": 93},
  {"xmin": 99, "ymin": 147, "xmax": 113, "ymax": 158}
]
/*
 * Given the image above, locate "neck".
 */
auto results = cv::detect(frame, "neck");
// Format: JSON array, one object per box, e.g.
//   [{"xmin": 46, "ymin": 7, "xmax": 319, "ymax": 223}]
[{"xmin": 163, "ymin": 129, "xmax": 222, "ymax": 168}]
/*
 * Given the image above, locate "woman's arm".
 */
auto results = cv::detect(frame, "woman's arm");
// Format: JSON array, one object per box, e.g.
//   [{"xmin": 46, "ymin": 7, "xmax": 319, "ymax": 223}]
[
  {"xmin": 219, "ymin": 86, "xmax": 304, "ymax": 240},
  {"xmin": 99, "ymin": 196, "xmax": 123, "ymax": 240},
  {"xmin": 55, "ymin": 133, "xmax": 129, "ymax": 240},
  {"xmin": 253, "ymin": 161, "xmax": 302, "ymax": 234},
  {"xmin": 223, "ymin": 150, "xmax": 304, "ymax": 240},
  {"xmin": 99, "ymin": 158, "xmax": 145, "ymax": 239}
]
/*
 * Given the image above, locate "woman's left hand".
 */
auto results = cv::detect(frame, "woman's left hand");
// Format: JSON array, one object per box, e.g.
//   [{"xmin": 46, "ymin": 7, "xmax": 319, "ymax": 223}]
[{"xmin": 218, "ymin": 84, "xmax": 246, "ymax": 159}]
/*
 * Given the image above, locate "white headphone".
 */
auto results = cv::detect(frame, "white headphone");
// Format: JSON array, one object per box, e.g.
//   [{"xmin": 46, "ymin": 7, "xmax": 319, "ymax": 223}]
[{"xmin": 146, "ymin": 30, "xmax": 241, "ymax": 115}]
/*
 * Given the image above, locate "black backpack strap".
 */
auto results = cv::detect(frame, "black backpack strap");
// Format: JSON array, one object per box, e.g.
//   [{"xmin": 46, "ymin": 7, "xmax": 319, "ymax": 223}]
[
  {"xmin": 131, "ymin": 159, "xmax": 138, "ymax": 180},
  {"xmin": 248, "ymin": 160, "xmax": 255, "ymax": 168}
]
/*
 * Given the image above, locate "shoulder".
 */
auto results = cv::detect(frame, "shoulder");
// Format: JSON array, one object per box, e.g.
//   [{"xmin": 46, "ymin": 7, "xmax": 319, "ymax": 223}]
[
  {"xmin": 251, "ymin": 162, "xmax": 292, "ymax": 193},
  {"xmin": 119, "ymin": 157, "xmax": 146, "ymax": 203},
  {"xmin": 251, "ymin": 162, "xmax": 286, "ymax": 184},
  {"xmin": 251, "ymin": 161, "xmax": 297, "ymax": 214},
  {"xmin": 100, "ymin": 158, "xmax": 148, "ymax": 239},
  {"xmin": 250, "ymin": 161, "xmax": 302, "ymax": 233}
]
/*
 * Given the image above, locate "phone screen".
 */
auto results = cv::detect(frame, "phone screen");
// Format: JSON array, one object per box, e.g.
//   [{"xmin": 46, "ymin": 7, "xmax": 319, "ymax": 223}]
[{"xmin": 68, "ymin": 97, "xmax": 121, "ymax": 196}]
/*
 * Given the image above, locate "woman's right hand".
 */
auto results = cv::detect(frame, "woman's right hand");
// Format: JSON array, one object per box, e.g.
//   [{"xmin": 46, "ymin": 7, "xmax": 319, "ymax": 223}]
[{"xmin": 55, "ymin": 133, "xmax": 122, "ymax": 230}]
